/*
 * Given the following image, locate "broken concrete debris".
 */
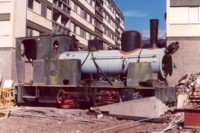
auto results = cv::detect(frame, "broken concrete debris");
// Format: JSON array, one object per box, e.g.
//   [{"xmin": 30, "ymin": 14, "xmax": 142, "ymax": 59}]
[
  {"xmin": 176, "ymin": 72, "xmax": 200, "ymax": 107},
  {"xmin": 97, "ymin": 113, "xmax": 104, "ymax": 119},
  {"xmin": 175, "ymin": 72, "xmax": 200, "ymax": 129}
]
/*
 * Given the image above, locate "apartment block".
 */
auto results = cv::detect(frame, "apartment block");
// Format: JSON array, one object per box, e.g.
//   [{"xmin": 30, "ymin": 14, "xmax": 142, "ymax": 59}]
[
  {"xmin": 0, "ymin": 0, "xmax": 69, "ymax": 82},
  {"xmin": 70, "ymin": 0, "xmax": 124, "ymax": 49},
  {"xmin": 167, "ymin": 0, "xmax": 200, "ymax": 86},
  {"xmin": 0, "ymin": 0, "xmax": 124, "ymax": 82}
]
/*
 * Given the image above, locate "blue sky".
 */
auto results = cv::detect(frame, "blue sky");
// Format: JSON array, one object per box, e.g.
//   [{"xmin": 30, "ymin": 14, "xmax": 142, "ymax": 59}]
[{"xmin": 114, "ymin": 0, "xmax": 166, "ymax": 38}]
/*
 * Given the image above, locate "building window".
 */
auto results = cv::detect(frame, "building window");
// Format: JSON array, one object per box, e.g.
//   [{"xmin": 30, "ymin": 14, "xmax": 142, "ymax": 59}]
[
  {"xmin": 26, "ymin": 27, "xmax": 33, "ymax": 37},
  {"xmin": 74, "ymin": 4, "xmax": 78, "ymax": 13},
  {"xmin": 80, "ymin": 28, "xmax": 86, "ymax": 38},
  {"xmin": 106, "ymin": 29, "xmax": 108, "ymax": 35},
  {"xmin": 188, "ymin": 7, "xmax": 200, "ymax": 23},
  {"xmin": 28, "ymin": 0, "xmax": 34, "ymax": 9},
  {"xmin": 108, "ymin": 17, "xmax": 111, "ymax": 23},
  {"xmin": 74, "ymin": 25, "xmax": 77, "ymax": 34},
  {"xmin": 0, "ymin": 13, "xmax": 10, "ymax": 21},
  {"xmin": 41, "ymin": 2, "xmax": 47, "ymax": 18},
  {"xmin": 87, "ymin": 14, "xmax": 89, "ymax": 22},
  {"xmin": 71, "ymin": 23, "xmax": 74, "ymax": 32},
  {"xmin": 86, "ymin": 0, "xmax": 92, "ymax": 6},
  {"xmin": 81, "ymin": 8, "xmax": 87, "ymax": 19},
  {"xmin": 66, "ymin": 0, "xmax": 70, "ymax": 5},
  {"xmin": 108, "ymin": 29, "xmax": 111, "ymax": 37},
  {"xmin": 106, "ymin": 15, "xmax": 108, "ymax": 21},
  {"xmin": 90, "ymin": 16, "xmax": 92, "ymax": 23},
  {"xmin": 81, "ymin": 8, "xmax": 83, "ymax": 17},
  {"xmin": 111, "ymin": 32, "xmax": 113, "ymax": 39},
  {"xmin": 82, "ymin": 10, "xmax": 87, "ymax": 19},
  {"xmin": 89, "ymin": 0, "xmax": 92, "ymax": 6},
  {"xmin": 111, "ymin": 6, "xmax": 114, "ymax": 13},
  {"xmin": 108, "ymin": 2, "xmax": 111, "ymax": 9},
  {"xmin": 105, "ymin": 0, "xmax": 108, "ymax": 6},
  {"xmin": 86, "ymin": 32, "xmax": 89, "ymax": 40},
  {"xmin": 89, "ymin": 33, "xmax": 92, "ymax": 40}
]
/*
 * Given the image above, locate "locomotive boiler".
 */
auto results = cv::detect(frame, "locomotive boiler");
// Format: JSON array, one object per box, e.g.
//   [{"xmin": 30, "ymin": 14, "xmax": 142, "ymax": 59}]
[
  {"xmin": 15, "ymin": 19, "xmax": 179, "ymax": 108},
  {"xmin": 60, "ymin": 43, "xmax": 168, "ymax": 80}
]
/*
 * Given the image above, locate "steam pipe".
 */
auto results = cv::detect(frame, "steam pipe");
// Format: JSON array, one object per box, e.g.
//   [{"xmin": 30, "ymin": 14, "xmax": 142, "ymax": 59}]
[{"xmin": 150, "ymin": 19, "xmax": 159, "ymax": 48}]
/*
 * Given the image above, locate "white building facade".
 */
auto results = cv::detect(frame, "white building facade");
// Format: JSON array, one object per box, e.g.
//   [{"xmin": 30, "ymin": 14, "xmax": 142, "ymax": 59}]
[
  {"xmin": 167, "ymin": 0, "xmax": 200, "ymax": 86},
  {"xmin": 0, "ymin": 0, "xmax": 124, "ymax": 82}
]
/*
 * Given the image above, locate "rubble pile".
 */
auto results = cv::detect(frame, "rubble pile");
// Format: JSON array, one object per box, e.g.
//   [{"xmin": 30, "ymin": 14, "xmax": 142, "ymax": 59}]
[
  {"xmin": 176, "ymin": 72, "xmax": 200, "ymax": 107},
  {"xmin": 176, "ymin": 73, "xmax": 200, "ymax": 95}
]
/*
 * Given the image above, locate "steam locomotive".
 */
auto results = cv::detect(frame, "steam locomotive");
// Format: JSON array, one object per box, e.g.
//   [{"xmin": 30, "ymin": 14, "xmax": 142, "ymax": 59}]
[{"xmin": 15, "ymin": 19, "xmax": 179, "ymax": 108}]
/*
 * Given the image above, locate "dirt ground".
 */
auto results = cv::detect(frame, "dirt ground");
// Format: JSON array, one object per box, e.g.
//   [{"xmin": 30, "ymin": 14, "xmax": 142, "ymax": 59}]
[{"xmin": 0, "ymin": 106, "xmax": 199, "ymax": 133}]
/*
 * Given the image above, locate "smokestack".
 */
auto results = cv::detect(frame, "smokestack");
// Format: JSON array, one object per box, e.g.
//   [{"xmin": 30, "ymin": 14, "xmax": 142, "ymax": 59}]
[{"xmin": 150, "ymin": 19, "xmax": 159, "ymax": 48}]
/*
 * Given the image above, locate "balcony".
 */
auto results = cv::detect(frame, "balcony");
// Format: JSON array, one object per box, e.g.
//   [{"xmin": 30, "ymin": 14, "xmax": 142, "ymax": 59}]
[
  {"xmin": 52, "ymin": 21, "xmax": 71, "ymax": 35},
  {"xmin": 95, "ymin": 12, "xmax": 103, "ymax": 22},
  {"xmin": 115, "ymin": 30, "xmax": 120, "ymax": 38},
  {"xmin": 27, "ymin": 9, "xmax": 52, "ymax": 30},
  {"xmin": 95, "ymin": 28, "xmax": 103, "ymax": 38},
  {"xmin": 71, "ymin": 11, "xmax": 94, "ymax": 31},
  {"xmin": 95, "ymin": 21, "xmax": 103, "ymax": 32},
  {"xmin": 95, "ymin": 1, "xmax": 103, "ymax": 20},
  {"xmin": 96, "ymin": 0, "xmax": 103, "ymax": 6},
  {"xmin": 53, "ymin": 3, "xmax": 70, "ymax": 17},
  {"xmin": 95, "ymin": 25, "xmax": 103, "ymax": 32},
  {"xmin": 53, "ymin": 0, "xmax": 71, "ymax": 8},
  {"xmin": 115, "ymin": 17, "xmax": 120, "ymax": 25}
]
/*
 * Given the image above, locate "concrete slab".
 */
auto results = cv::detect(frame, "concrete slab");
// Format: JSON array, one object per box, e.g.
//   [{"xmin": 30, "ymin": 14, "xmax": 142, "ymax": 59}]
[{"xmin": 92, "ymin": 96, "xmax": 168, "ymax": 119}]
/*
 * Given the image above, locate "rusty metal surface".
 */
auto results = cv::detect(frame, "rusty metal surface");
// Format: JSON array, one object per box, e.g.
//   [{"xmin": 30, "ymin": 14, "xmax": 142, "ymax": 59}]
[
  {"xmin": 95, "ymin": 90, "xmax": 119, "ymax": 106},
  {"xmin": 150, "ymin": 19, "xmax": 158, "ymax": 48},
  {"xmin": 15, "ymin": 35, "xmax": 72, "ymax": 61},
  {"xmin": 184, "ymin": 109, "xmax": 200, "ymax": 128},
  {"xmin": 33, "ymin": 60, "xmax": 45, "ymax": 84},
  {"xmin": 32, "ymin": 59, "xmax": 81, "ymax": 85},
  {"xmin": 13, "ymin": 60, "xmax": 31, "ymax": 86},
  {"xmin": 126, "ymin": 62, "xmax": 152, "ymax": 87},
  {"xmin": 16, "ymin": 61, "xmax": 25, "ymax": 84},
  {"xmin": 176, "ymin": 105, "xmax": 200, "ymax": 129}
]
